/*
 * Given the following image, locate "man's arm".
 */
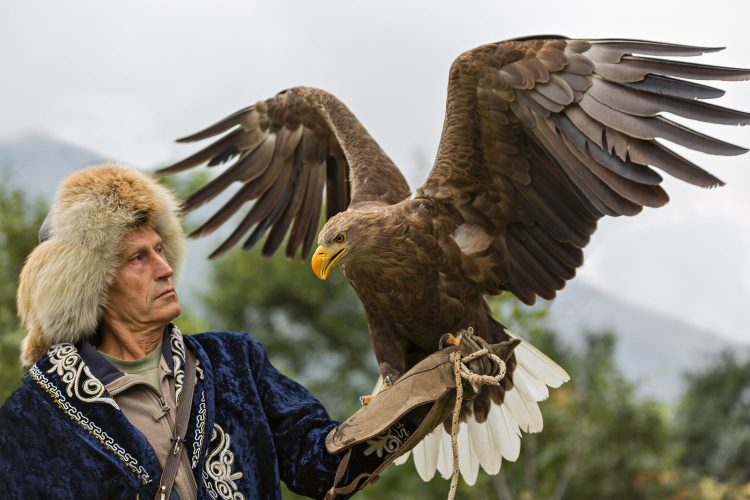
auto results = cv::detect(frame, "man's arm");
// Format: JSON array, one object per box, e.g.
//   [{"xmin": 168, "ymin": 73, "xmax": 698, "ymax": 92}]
[
  {"xmin": 247, "ymin": 336, "xmax": 342, "ymax": 497},
  {"xmin": 246, "ymin": 333, "xmax": 519, "ymax": 498}
]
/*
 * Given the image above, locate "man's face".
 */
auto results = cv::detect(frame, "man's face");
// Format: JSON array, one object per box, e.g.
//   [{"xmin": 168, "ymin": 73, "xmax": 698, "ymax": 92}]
[{"xmin": 103, "ymin": 225, "xmax": 181, "ymax": 330}]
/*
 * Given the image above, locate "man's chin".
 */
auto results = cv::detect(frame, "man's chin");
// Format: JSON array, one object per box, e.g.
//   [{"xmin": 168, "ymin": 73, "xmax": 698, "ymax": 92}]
[{"xmin": 159, "ymin": 302, "xmax": 182, "ymax": 324}]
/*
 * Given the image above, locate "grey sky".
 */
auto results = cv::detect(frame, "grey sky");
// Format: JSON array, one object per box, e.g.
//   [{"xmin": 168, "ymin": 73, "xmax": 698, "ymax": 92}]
[{"xmin": 1, "ymin": 0, "xmax": 748, "ymax": 343}]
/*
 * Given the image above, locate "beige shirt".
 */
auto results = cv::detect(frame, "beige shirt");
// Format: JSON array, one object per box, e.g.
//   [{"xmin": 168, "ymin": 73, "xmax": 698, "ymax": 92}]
[{"xmin": 102, "ymin": 349, "xmax": 197, "ymax": 500}]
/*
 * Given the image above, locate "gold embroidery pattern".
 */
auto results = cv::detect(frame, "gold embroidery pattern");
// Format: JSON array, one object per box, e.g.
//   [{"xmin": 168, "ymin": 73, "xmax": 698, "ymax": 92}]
[
  {"xmin": 46, "ymin": 344, "xmax": 118, "ymax": 409},
  {"xmin": 30, "ymin": 365, "xmax": 151, "ymax": 484},
  {"xmin": 191, "ymin": 391, "xmax": 207, "ymax": 469},
  {"xmin": 170, "ymin": 327, "xmax": 186, "ymax": 402},
  {"xmin": 203, "ymin": 423, "xmax": 244, "ymax": 500},
  {"xmin": 364, "ymin": 422, "xmax": 410, "ymax": 458}
]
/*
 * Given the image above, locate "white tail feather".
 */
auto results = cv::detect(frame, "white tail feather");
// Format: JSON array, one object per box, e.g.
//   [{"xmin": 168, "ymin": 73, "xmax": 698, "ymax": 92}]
[
  {"xmin": 504, "ymin": 386, "xmax": 544, "ymax": 433},
  {"xmin": 494, "ymin": 404, "xmax": 521, "ymax": 461},
  {"xmin": 437, "ymin": 427, "xmax": 454, "ymax": 479},
  {"xmin": 457, "ymin": 422, "xmax": 479, "ymax": 485},
  {"xmin": 468, "ymin": 412, "xmax": 501, "ymax": 474},
  {"xmin": 508, "ymin": 330, "xmax": 570, "ymax": 388},
  {"xmin": 384, "ymin": 333, "xmax": 569, "ymax": 484},
  {"xmin": 394, "ymin": 449, "xmax": 410, "ymax": 465},
  {"xmin": 413, "ymin": 428, "xmax": 439, "ymax": 480},
  {"xmin": 513, "ymin": 366, "xmax": 550, "ymax": 401}
]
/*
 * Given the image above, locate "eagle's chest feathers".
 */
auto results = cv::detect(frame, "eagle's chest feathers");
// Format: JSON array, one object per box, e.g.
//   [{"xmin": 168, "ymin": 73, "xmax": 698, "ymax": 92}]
[
  {"xmin": 342, "ymin": 218, "xmax": 439, "ymax": 315},
  {"xmin": 342, "ymin": 249, "xmax": 432, "ymax": 300}
]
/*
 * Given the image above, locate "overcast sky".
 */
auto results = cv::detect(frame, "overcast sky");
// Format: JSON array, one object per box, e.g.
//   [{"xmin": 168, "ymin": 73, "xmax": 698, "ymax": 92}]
[{"xmin": 1, "ymin": 0, "xmax": 748, "ymax": 343}]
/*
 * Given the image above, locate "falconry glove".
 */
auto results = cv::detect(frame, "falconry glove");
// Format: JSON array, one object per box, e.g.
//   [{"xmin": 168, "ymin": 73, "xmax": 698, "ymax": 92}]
[{"xmin": 324, "ymin": 333, "xmax": 520, "ymax": 499}]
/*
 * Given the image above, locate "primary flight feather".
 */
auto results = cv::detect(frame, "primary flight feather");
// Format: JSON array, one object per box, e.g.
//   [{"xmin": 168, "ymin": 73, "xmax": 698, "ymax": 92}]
[{"xmin": 159, "ymin": 35, "xmax": 750, "ymax": 483}]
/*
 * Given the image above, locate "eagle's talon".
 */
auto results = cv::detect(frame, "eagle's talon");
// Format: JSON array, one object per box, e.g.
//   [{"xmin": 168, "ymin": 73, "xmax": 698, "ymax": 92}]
[
  {"xmin": 383, "ymin": 375, "xmax": 394, "ymax": 390},
  {"xmin": 439, "ymin": 332, "xmax": 462, "ymax": 350},
  {"xmin": 360, "ymin": 394, "xmax": 374, "ymax": 405}
]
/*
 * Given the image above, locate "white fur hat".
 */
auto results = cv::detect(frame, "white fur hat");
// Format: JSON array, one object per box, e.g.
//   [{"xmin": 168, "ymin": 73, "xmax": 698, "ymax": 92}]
[{"xmin": 17, "ymin": 163, "xmax": 185, "ymax": 365}]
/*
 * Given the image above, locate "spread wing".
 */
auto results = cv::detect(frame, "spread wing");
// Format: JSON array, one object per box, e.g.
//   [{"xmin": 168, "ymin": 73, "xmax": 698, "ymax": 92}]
[
  {"xmin": 158, "ymin": 87, "xmax": 411, "ymax": 259},
  {"xmin": 418, "ymin": 36, "xmax": 750, "ymax": 304}
]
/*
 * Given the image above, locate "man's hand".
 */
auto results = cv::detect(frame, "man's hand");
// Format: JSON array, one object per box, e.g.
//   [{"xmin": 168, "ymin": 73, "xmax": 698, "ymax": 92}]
[{"xmin": 324, "ymin": 332, "xmax": 520, "ymax": 498}]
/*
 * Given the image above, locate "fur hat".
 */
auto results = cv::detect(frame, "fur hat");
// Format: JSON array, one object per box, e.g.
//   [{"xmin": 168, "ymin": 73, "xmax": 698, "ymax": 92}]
[{"xmin": 17, "ymin": 163, "xmax": 185, "ymax": 366}]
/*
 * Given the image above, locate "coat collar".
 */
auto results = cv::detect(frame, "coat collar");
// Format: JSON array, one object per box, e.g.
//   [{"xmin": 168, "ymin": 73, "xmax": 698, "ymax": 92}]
[
  {"xmin": 77, "ymin": 325, "xmax": 176, "ymax": 387},
  {"xmin": 23, "ymin": 324, "xmax": 215, "ymax": 494}
]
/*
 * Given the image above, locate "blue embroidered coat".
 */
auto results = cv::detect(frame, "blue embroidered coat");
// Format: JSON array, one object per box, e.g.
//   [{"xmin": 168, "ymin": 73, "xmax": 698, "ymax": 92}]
[{"xmin": 0, "ymin": 327, "xmax": 342, "ymax": 499}]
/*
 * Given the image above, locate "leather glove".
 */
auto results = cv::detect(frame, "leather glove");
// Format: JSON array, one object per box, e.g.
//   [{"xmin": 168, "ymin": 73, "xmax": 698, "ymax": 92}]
[{"xmin": 324, "ymin": 332, "xmax": 520, "ymax": 498}]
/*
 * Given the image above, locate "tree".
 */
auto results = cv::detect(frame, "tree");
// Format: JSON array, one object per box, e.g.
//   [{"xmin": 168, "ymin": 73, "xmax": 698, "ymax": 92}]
[
  {"xmin": 199, "ymin": 242, "xmax": 684, "ymax": 498},
  {"xmin": 202, "ymin": 242, "xmax": 484, "ymax": 498},
  {"xmin": 466, "ymin": 301, "xmax": 680, "ymax": 500},
  {"xmin": 675, "ymin": 350, "xmax": 750, "ymax": 485},
  {"xmin": 0, "ymin": 171, "xmax": 48, "ymax": 403}
]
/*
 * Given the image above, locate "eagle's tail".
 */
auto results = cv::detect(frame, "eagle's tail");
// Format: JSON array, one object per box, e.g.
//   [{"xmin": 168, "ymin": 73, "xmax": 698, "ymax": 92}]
[{"xmin": 393, "ymin": 330, "xmax": 569, "ymax": 485}]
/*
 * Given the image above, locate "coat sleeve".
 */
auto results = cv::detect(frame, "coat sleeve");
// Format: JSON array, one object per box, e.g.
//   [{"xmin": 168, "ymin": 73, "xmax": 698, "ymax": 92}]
[
  {"xmin": 0, "ymin": 384, "xmax": 135, "ymax": 499},
  {"xmin": 246, "ymin": 336, "xmax": 343, "ymax": 498}
]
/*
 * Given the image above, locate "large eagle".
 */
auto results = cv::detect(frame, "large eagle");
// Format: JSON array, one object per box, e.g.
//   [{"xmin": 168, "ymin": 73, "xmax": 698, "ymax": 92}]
[{"xmin": 159, "ymin": 36, "xmax": 749, "ymax": 484}]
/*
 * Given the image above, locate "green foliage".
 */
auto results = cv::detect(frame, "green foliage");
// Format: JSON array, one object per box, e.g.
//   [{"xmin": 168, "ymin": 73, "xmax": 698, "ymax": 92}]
[
  {"xmin": 154, "ymin": 169, "xmax": 211, "ymax": 204},
  {"xmin": 201, "ymin": 254, "xmax": 686, "ymax": 499},
  {"xmin": 676, "ymin": 350, "xmax": 750, "ymax": 485},
  {"xmin": 520, "ymin": 333, "xmax": 677, "ymax": 499},
  {"xmin": 1, "ymin": 166, "xmax": 749, "ymax": 497},
  {"xmin": 467, "ymin": 303, "xmax": 679, "ymax": 499},
  {"xmin": 0, "ymin": 170, "xmax": 48, "ymax": 403},
  {"xmin": 201, "ymin": 244, "xmax": 373, "ymax": 418}
]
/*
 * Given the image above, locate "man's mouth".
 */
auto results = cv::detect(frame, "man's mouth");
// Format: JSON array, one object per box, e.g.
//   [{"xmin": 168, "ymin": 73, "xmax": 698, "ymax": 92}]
[{"xmin": 156, "ymin": 288, "xmax": 176, "ymax": 300}]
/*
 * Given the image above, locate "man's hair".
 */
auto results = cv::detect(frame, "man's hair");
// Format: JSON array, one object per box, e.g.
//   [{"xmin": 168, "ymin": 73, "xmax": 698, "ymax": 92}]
[{"xmin": 17, "ymin": 163, "xmax": 185, "ymax": 365}]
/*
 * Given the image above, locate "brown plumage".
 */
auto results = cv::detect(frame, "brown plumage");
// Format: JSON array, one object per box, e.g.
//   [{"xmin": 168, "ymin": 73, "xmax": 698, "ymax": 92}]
[{"xmin": 159, "ymin": 36, "xmax": 750, "ymax": 481}]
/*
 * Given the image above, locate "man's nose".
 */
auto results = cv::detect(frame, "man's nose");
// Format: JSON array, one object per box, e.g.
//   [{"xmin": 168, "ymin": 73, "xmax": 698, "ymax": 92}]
[{"xmin": 154, "ymin": 252, "xmax": 174, "ymax": 280}]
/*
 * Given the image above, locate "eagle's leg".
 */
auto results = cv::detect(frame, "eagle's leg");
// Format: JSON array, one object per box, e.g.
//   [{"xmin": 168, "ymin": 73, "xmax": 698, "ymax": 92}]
[
  {"xmin": 359, "ymin": 375, "xmax": 394, "ymax": 406},
  {"xmin": 360, "ymin": 329, "xmax": 412, "ymax": 405}
]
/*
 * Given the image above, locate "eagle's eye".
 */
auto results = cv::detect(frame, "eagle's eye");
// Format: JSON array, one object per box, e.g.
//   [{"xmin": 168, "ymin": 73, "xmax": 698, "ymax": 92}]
[{"xmin": 334, "ymin": 233, "xmax": 346, "ymax": 244}]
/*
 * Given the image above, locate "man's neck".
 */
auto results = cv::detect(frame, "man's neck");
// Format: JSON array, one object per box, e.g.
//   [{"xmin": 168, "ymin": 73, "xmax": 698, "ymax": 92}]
[{"xmin": 98, "ymin": 321, "xmax": 166, "ymax": 360}]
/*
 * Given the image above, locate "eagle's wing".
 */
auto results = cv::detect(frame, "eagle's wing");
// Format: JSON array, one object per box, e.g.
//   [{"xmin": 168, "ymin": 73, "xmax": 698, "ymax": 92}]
[
  {"xmin": 158, "ymin": 87, "xmax": 411, "ymax": 259},
  {"xmin": 417, "ymin": 37, "xmax": 750, "ymax": 304}
]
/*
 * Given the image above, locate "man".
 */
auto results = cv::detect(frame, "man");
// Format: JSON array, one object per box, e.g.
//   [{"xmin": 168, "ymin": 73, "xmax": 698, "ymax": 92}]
[{"xmin": 0, "ymin": 163, "xmax": 508, "ymax": 498}]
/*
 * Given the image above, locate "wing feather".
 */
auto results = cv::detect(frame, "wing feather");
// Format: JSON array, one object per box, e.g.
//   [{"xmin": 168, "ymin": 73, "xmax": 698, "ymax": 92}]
[
  {"xmin": 175, "ymin": 105, "xmax": 256, "ymax": 143},
  {"xmin": 184, "ymin": 133, "xmax": 276, "ymax": 213},
  {"xmin": 589, "ymin": 78, "xmax": 750, "ymax": 125},
  {"xmin": 287, "ymin": 159, "xmax": 326, "ymax": 259},
  {"xmin": 418, "ymin": 37, "xmax": 749, "ymax": 304},
  {"xmin": 160, "ymin": 129, "xmax": 244, "ymax": 174},
  {"xmin": 261, "ymin": 163, "xmax": 311, "ymax": 256},
  {"xmin": 620, "ymin": 75, "xmax": 725, "ymax": 100},
  {"xmin": 159, "ymin": 87, "xmax": 411, "ymax": 259}
]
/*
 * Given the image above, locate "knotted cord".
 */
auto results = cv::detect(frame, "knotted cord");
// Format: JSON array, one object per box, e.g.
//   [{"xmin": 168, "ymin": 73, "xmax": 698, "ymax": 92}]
[{"xmin": 447, "ymin": 343, "xmax": 507, "ymax": 500}]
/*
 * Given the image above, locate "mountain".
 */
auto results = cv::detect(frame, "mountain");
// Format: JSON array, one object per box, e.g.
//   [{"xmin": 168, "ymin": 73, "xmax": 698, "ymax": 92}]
[
  {"xmin": 0, "ymin": 131, "xmax": 214, "ymax": 310},
  {"xmin": 0, "ymin": 131, "xmax": 105, "ymax": 199},
  {"xmin": 547, "ymin": 280, "xmax": 747, "ymax": 404},
  {"xmin": 2, "ymin": 132, "xmax": 745, "ymax": 405}
]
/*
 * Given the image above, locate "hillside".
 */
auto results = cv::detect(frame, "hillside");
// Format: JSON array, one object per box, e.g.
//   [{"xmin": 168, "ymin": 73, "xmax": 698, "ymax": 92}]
[
  {"xmin": 548, "ymin": 280, "xmax": 746, "ymax": 404},
  {"xmin": 3, "ymin": 132, "xmax": 746, "ymax": 405}
]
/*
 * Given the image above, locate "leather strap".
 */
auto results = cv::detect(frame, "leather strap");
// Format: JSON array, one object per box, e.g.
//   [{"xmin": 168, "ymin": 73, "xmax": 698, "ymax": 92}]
[{"xmin": 156, "ymin": 348, "xmax": 197, "ymax": 500}]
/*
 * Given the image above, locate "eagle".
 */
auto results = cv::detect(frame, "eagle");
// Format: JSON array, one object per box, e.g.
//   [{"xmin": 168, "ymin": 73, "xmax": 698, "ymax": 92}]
[{"xmin": 159, "ymin": 36, "xmax": 750, "ymax": 484}]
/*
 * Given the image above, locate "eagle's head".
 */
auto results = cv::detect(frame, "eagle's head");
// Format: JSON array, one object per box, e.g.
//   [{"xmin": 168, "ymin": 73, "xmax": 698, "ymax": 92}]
[{"xmin": 311, "ymin": 209, "xmax": 395, "ymax": 280}]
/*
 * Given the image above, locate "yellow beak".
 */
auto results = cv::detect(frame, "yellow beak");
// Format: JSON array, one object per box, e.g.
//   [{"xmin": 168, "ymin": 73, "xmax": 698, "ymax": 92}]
[{"xmin": 311, "ymin": 244, "xmax": 348, "ymax": 280}]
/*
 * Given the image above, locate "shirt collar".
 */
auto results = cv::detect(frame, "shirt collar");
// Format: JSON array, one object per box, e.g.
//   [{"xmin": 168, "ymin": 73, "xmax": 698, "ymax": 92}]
[{"xmin": 79, "ymin": 324, "xmax": 174, "ymax": 384}]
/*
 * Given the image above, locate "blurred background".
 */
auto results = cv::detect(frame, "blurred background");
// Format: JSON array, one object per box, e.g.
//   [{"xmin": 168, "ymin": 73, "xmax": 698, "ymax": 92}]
[{"xmin": 1, "ymin": 1, "xmax": 749, "ymax": 498}]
